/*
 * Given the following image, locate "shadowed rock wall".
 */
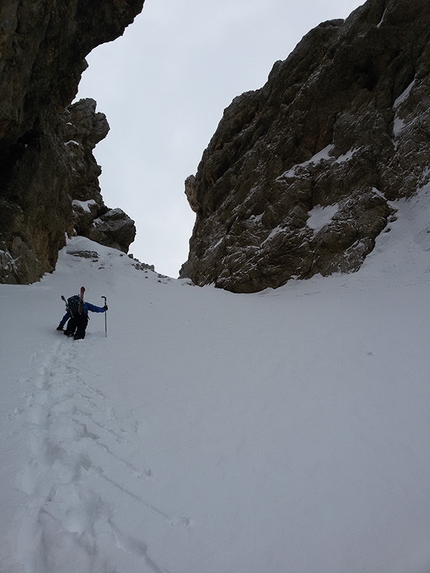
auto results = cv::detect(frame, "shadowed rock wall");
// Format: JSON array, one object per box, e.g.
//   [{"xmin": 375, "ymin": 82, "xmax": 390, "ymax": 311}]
[
  {"xmin": 180, "ymin": 0, "xmax": 430, "ymax": 292},
  {"xmin": 0, "ymin": 0, "xmax": 143, "ymax": 283}
]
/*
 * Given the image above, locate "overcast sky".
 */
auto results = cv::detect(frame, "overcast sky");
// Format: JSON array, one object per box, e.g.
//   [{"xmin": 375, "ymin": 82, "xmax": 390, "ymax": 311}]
[{"xmin": 77, "ymin": 0, "xmax": 363, "ymax": 277}]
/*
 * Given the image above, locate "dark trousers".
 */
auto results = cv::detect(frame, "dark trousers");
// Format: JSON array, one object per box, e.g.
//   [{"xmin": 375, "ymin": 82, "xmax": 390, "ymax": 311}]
[{"xmin": 65, "ymin": 313, "xmax": 88, "ymax": 340}]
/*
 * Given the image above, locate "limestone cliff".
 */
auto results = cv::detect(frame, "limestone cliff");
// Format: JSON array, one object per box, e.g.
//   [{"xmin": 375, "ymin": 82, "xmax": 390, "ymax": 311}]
[
  {"xmin": 0, "ymin": 0, "xmax": 143, "ymax": 283},
  {"xmin": 180, "ymin": 0, "xmax": 430, "ymax": 292}
]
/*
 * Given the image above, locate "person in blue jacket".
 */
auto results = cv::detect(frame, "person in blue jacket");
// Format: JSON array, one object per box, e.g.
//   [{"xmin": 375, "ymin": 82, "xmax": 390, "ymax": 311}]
[{"xmin": 57, "ymin": 297, "xmax": 107, "ymax": 340}]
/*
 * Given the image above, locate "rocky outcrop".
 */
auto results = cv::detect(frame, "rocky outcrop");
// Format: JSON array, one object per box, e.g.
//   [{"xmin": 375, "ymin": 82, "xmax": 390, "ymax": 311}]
[
  {"xmin": 67, "ymin": 99, "xmax": 136, "ymax": 253},
  {"xmin": 180, "ymin": 0, "xmax": 430, "ymax": 292},
  {"xmin": 0, "ymin": 0, "xmax": 143, "ymax": 283}
]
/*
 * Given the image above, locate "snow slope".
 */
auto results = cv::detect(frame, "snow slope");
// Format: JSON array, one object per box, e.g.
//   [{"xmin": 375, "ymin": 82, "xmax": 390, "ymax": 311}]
[{"xmin": 1, "ymin": 187, "xmax": 430, "ymax": 573}]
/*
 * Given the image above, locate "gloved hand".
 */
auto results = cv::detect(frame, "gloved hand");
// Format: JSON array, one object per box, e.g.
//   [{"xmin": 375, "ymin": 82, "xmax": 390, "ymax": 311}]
[{"xmin": 104, "ymin": 304, "xmax": 108, "ymax": 311}]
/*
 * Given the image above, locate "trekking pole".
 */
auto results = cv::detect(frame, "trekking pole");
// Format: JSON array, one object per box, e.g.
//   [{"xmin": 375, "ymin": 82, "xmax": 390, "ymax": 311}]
[{"xmin": 101, "ymin": 296, "xmax": 107, "ymax": 337}]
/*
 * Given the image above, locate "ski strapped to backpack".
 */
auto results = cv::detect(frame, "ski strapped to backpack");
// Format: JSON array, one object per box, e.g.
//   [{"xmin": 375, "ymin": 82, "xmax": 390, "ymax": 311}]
[{"xmin": 61, "ymin": 286, "xmax": 85, "ymax": 317}]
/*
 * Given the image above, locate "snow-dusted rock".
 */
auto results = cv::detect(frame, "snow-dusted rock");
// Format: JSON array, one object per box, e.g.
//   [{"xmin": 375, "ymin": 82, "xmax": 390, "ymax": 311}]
[
  {"xmin": 67, "ymin": 99, "xmax": 136, "ymax": 253},
  {"xmin": 0, "ymin": 0, "xmax": 143, "ymax": 284},
  {"xmin": 181, "ymin": 0, "xmax": 430, "ymax": 292},
  {"xmin": 87, "ymin": 208, "xmax": 137, "ymax": 253}
]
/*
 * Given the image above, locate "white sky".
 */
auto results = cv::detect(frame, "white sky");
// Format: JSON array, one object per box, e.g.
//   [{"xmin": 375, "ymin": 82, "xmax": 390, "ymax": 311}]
[{"xmin": 77, "ymin": 0, "xmax": 363, "ymax": 277}]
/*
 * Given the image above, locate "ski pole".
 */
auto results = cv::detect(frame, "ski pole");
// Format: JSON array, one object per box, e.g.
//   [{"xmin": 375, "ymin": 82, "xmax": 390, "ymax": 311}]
[{"xmin": 101, "ymin": 296, "xmax": 107, "ymax": 337}]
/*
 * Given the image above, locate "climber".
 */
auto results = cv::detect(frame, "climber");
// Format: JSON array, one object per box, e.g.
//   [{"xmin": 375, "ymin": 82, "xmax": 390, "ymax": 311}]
[{"xmin": 57, "ymin": 290, "xmax": 107, "ymax": 340}]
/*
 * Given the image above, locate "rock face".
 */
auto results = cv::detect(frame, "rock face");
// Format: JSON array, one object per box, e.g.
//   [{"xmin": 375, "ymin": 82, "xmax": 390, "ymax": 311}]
[
  {"xmin": 0, "ymin": 0, "xmax": 143, "ymax": 284},
  {"xmin": 180, "ymin": 0, "xmax": 430, "ymax": 292}
]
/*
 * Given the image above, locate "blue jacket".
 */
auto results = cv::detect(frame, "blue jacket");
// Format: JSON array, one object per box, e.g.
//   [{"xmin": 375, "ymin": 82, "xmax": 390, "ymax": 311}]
[
  {"xmin": 82, "ymin": 302, "xmax": 106, "ymax": 315},
  {"xmin": 59, "ymin": 302, "xmax": 106, "ymax": 327}
]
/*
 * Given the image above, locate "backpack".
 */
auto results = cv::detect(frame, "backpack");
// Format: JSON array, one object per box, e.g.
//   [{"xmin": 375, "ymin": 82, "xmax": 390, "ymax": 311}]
[{"xmin": 67, "ymin": 295, "xmax": 83, "ymax": 316}]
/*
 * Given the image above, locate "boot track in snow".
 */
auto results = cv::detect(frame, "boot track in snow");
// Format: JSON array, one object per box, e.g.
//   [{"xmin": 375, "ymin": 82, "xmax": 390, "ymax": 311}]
[{"xmin": 15, "ymin": 339, "xmax": 188, "ymax": 573}]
